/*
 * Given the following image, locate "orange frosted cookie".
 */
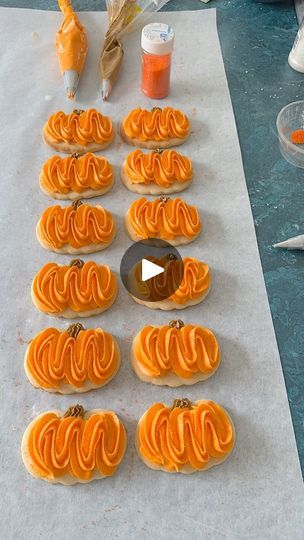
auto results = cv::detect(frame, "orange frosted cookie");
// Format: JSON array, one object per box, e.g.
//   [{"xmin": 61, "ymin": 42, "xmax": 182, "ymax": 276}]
[
  {"xmin": 31, "ymin": 259, "xmax": 117, "ymax": 318},
  {"xmin": 121, "ymin": 149, "xmax": 192, "ymax": 194},
  {"xmin": 22, "ymin": 405, "xmax": 126, "ymax": 484},
  {"xmin": 36, "ymin": 200, "xmax": 116, "ymax": 254},
  {"xmin": 24, "ymin": 323, "xmax": 120, "ymax": 394},
  {"xmin": 132, "ymin": 320, "xmax": 220, "ymax": 386},
  {"xmin": 42, "ymin": 109, "xmax": 115, "ymax": 154},
  {"xmin": 39, "ymin": 153, "xmax": 114, "ymax": 200},
  {"xmin": 121, "ymin": 107, "xmax": 191, "ymax": 149},
  {"xmin": 129, "ymin": 256, "xmax": 210, "ymax": 310},
  {"xmin": 136, "ymin": 399, "xmax": 234, "ymax": 474},
  {"xmin": 125, "ymin": 196, "xmax": 201, "ymax": 246}
]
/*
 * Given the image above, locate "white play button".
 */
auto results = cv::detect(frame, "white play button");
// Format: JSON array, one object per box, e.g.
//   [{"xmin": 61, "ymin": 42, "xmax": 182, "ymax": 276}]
[{"xmin": 141, "ymin": 258, "xmax": 164, "ymax": 282}]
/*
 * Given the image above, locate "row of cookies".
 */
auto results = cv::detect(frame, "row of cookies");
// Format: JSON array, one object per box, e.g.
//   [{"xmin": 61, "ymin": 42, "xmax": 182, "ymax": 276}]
[
  {"xmin": 40, "ymin": 149, "xmax": 192, "ymax": 199},
  {"xmin": 22, "ymin": 399, "xmax": 235, "ymax": 484},
  {"xmin": 31, "ymin": 257, "xmax": 210, "ymax": 316},
  {"xmin": 36, "ymin": 197, "xmax": 201, "ymax": 254},
  {"xmin": 42, "ymin": 107, "xmax": 191, "ymax": 154},
  {"xmin": 24, "ymin": 321, "xmax": 220, "ymax": 393}
]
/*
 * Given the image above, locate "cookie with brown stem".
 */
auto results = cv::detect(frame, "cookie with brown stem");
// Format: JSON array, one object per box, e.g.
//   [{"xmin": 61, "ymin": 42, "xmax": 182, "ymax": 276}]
[
  {"xmin": 42, "ymin": 109, "xmax": 114, "ymax": 154},
  {"xmin": 136, "ymin": 398, "xmax": 235, "ymax": 474},
  {"xmin": 36, "ymin": 200, "xmax": 116, "ymax": 254},
  {"xmin": 120, "ymin": 107, "xmax": 191, "ymax": 149},
  {"xmin": 21, "ymin": 404, "xmax": 126, "ymax": 484}
]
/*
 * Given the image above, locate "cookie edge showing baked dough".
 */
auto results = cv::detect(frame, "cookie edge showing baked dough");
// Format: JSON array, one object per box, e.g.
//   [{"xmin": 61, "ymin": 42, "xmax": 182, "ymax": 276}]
[
  {"xmin": 21, "ymin": 408, "xmax": 126, "ymax": 484},
  {"xmin": 135, "ymin": 400, "xmax": 235, "ymax": 474},
  {"xmin": 36, "ymin": 206, "xmax": 116, "ymax": 254},
  {"xmin": 131, "ymin": 328, "xmax": 220, "ymax": 386},
  {"xmin": 120, "ymin": 162, "xmax": 192, "ymax": 195},
  {"xmin": 129, "ymin": 287, "xmax": 210, "ymax": 311},
  {"xmin": 42, "ymin": 127, "xmax": 115, "ymax": 155},
  {"xmin": 120, "ymin": 123, "xmax": 191, "ymax": 149},
  {"xmin": 24, "ymin": 334, "xmax": 121, "ymax": 394}
]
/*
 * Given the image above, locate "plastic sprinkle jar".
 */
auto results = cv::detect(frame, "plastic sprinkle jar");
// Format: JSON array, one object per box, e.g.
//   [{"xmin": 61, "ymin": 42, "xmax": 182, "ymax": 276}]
[{"xmin": 141, "ymin": 23, "xmax": 174, "ymax": 99}]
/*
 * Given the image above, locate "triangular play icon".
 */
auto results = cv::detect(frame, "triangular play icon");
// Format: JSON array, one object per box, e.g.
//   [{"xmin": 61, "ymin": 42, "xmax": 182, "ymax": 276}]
[{"xmin": 141, "ymin": 259, "xmax": 164, "ymax": 282}]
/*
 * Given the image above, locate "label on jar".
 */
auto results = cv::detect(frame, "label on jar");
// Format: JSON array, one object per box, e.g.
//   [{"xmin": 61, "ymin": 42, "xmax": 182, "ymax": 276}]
[{"xmin": 143, "ymin": 23, "xmax": 174, "ymax": 44}]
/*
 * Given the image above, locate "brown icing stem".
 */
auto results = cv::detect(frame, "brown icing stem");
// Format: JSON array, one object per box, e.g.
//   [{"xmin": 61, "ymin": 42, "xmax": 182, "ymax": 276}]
[
  {"xmin": 171, "ymin": 398, "xmax": 193, "ymax": 410},
  {"xmin": 70, "ymin": 259, "xmax": 85, "ymax": 268},
  {"xmin": 67, "ymin": 322, "xmax": 84, "ymax": 338},
  {"xmin": 72, "ymin": 152, "xmax": 80, "ymax": 159},
  {"xmin": 63, "ymin": 404, "xmax": 85, "ymax": 418},
  {"xmin": 169, "ymin": 320, "xmax": 184, "ymax": 330},
  {"xmin": 72, "ymin": 199, "xmax": 83, "ymax": 210},
  {"xmin": 73, "ymin": 109, "xmax": 85, "ymax": 115},
  {"xmin": 159, "ymin": 195, "xmax": 170, "ymax": 203}
]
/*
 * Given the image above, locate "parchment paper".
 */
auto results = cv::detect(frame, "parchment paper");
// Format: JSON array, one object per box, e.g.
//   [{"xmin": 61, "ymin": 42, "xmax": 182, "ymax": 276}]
[{"xmin": 0, "ymin": 8, "xmax": 303, "ymax": 540}]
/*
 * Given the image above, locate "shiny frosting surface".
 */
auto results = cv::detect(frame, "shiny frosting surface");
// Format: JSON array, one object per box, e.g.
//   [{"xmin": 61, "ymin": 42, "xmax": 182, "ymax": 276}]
[
  {"xmin": 124, "ymin": 149, "xmax": 192, "ymax": 187},
  {"xmin": 133, "ymin": 324, "xmax": 220, "ymax": 379},
  {"xmin": 138, "ymin": 400, "xmax": 234, "ymax": 472},
  {"xmin": 27, "ymin": 409, "xmax": 126, "ymax": 480},
  {"xmin": 26, "ymin": 327, "xmax": 119, "ymax": 390},
  {"xmin": 38, "ymin": 203, "xmax": 115, "ymax": 249},
  {"xmin": 128, "ymin": 197, "xmax": 201, "ymax": 241},
  {"xmin": 40, "ymin": 153, "xmax": 113, "ymax": 195},
  {"xmin": 122, "ymin": 107, "xmax": 190, "ymax": 142},
  {"xmin": 44, "ymin": 109, "xmax": 114, "ymax": 144},
  {"xmin": 32, "ymin": 261, "xmax": 117, "ymax": 313}
]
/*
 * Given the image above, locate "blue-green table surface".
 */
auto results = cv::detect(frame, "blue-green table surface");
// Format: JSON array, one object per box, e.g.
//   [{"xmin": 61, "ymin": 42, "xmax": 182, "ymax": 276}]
[{"xmin": 2, "ymin": 0, "xmax": 304, "ymax": 475}]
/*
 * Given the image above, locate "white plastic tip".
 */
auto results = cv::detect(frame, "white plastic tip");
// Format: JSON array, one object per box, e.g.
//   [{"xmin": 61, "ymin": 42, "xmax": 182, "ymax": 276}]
[
  {"xmin": 63, "ymin": 70, "xmax": 79, "ymax": 100},
  {"xmin": 273, "ymin": 234, "xmax": 304, "ymax": 250},
  {"xmin": 101, "ymin": 79, "xmax": 112, "ymax": 101}
]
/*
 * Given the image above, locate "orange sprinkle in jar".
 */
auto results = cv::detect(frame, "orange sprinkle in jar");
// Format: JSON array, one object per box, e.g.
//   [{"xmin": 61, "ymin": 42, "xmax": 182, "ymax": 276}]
[{"xmin": 141, "ymin": 23, "xmax": 174, "ymax": 99}]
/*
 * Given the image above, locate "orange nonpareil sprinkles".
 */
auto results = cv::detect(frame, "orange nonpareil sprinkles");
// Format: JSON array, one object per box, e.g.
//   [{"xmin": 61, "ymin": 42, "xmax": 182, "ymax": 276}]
[{"xmin": 290, "ymin": 129, "xmax": 304, "ymax": 144}]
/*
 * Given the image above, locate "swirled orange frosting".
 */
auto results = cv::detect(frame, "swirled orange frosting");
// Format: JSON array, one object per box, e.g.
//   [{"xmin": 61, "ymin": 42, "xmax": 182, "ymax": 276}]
[
  {"xmin": 43, "ymin": 109, "xmax": 114, "ymax": 145},
  {"xmin": 26, "ymin": 410, "xmax": 126, "ymax": 480},
  {"xmin": 133, "ymin": 257, "xmax": 210, "ymax": 304},
  {"xmin": 122, "ymin": 108, "xmax": 190, "ymax": 142},
  {"xmin": 32, "ymin": 261, "xmax": 117, "ymax": 314},
  {"xmin": 38, "ymin": 203, "xmax": 115, "ymax": 250},
  {"xmin": 138, "ymin": 401, "xmax": 234, "ymax": 472},
  {"xmin": 26, "ymin": 327, "xmax": 119, "ymax": 390},
  {"xmin": 133, "ymin": 325, "xmax": 220, "ymax": 379},
  {"xmin": 125, "ymin": 149, "xmax": 192, "ymax": 187},
  {"xmin": 128, "ymin": 197, "xmax": 201, "ymax": 241},
  {"xmin": 40, "ymin": 154, "xmax": 113, "ymax": 196}
]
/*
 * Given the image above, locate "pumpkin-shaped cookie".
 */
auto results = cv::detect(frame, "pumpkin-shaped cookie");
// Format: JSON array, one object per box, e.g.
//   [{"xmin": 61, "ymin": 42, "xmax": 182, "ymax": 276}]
[
  {"xmin": 24, "ymin": 323, "xmax": 120, "ymax": 393},
  {"xmin": 121, "ymin": 107, "xmax": 191, "ymax": 149},
  {"xmin": 132, "ymin": 320, "xmax": 220, "ymax": 386},
  {"xmin": 42, "ymin": 109, "xmax": 114, "ymax": 154},
  {"xmin": 121, "ymin": 149, "xmax": 192, "ymax": 194},
  {"xmin": 125, "ymin": 196, "xmax": 201, "ymax": 245},
  {"xmin": 129, "ymin": 256, "xmax": 210, "ymax": 310},
  {"xmin": 136, "ymin": 399, "xmax": 234, "ymax": 473},
  {"xmin": 39, "ymin": 153, "xmax": 114, "ymax": 200},
  {"xmin": 36, "ymin": 200, "xmax": 116, "ymax": 254},
  {"xmin": 31, "ymin": 259, "xmax": 117, "ymax": 318},
  {"xmin": 22, "ymin": 405, "xmax": 127, "ymax": 484}
]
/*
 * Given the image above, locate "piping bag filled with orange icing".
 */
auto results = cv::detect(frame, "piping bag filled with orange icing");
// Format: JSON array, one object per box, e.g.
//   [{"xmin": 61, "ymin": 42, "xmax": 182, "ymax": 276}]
[{"xmin": 56, "ymin": 0, "xmax": 88, "ymax": 99}]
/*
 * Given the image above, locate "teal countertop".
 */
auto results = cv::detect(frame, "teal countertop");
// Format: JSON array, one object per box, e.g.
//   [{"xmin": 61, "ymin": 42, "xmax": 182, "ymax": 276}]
[{"xmin": 2, "ymin": 0, "xmax": 304, "ymax": 475}]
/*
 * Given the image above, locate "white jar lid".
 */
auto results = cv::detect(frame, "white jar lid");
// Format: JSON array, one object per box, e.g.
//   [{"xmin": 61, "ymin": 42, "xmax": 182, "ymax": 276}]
[{"xmin": 141, "ymin": 23, "xmax": 174, "ymax": 55}]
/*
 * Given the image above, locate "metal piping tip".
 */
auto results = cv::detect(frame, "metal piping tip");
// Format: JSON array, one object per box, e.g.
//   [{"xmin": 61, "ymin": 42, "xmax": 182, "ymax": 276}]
[
  {"xmin": 273, "ymin": 234, "xmax": 304, "ymax": 250},
  {"xmin": 63, "ymin": 70, "xmax": 79, "ymax": 100}
]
